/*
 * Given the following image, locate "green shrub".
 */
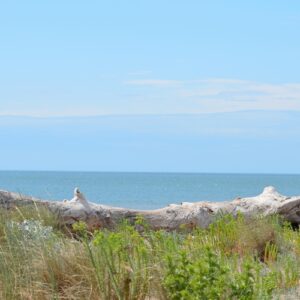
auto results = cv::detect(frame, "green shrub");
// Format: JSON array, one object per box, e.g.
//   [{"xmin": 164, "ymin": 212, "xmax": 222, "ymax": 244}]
[
  {"xmin": 164, "ymin": 248, "xmax": 276, "ymax": 300},
  {"xmin": 0, "ymin": 208, "xmax": 299, "ymax": 299}
]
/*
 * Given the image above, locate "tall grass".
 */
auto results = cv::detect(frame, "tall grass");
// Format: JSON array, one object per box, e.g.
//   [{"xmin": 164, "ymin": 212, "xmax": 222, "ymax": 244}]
[{"xmin": 0, "ymin": 205, "xmax": 300, "ymax": 299}]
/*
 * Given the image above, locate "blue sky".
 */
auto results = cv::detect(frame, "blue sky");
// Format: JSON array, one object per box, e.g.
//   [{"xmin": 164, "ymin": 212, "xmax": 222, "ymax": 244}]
[
  {"xmin": 1, "ymin": 112, "xmax": 299, "ymax": 173},
  {"xmin": 0, "ymin": 1, "xmax": 300, "ymax": 172}
]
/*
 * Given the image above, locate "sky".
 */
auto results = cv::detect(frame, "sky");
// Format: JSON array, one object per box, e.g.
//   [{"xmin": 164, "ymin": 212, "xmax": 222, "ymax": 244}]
[{"xmin": 0, "ymin": 1, "xmax": 300, "ymax": 172}]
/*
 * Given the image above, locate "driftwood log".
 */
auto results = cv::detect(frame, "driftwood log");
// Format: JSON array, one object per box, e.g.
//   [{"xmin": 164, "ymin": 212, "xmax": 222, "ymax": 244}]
[{"xmin": 1, "ymin": 186, "xmax": 300, "ymax": 230}]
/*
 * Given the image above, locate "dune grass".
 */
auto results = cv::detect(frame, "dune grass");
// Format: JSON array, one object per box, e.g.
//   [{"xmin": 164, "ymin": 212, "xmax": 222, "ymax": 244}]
[{"xmin": 0, "ymin": 205, "xmax": 300, "ymax": 299}]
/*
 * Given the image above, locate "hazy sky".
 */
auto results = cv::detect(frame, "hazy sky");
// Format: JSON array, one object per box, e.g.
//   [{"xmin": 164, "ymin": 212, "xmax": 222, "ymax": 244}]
[
  {"xmin": 1, "ymin": 112, "xmax": 299, "ymax": 173},
  {"xmin": 0, "ymin": 1, "xmax": 299, "ymax": 172},
  {"xmin": 1, "ymin": 1, "xmax": 300, "ymax": 116}
]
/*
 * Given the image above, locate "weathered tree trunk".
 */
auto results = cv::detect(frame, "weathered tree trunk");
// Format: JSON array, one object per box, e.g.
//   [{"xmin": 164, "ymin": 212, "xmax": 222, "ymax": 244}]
[{"xmin": 1, "ymin": 186, "xmax": 300, "ymax": 230}]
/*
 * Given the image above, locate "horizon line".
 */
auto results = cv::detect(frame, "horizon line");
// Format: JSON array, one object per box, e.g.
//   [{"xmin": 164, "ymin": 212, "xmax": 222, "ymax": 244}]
[{"xmin": 0, "ymin": 169, "xmax": 299, "ymax": 176}]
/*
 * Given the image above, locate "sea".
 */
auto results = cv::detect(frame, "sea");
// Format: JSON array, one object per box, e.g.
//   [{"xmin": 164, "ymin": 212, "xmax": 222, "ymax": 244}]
[{"xmin": 0, "ymin": 171, "xmax": 300, "ymax": 210}]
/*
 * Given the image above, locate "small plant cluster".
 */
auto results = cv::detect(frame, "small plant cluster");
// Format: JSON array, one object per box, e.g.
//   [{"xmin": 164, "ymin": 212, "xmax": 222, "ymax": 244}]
[
  {"xmin": 9, "ymin": 219, "xmax": 53, "ymax": 241},
  {"xmin": 164, "ymin": 248, "xmax": 274, "ymax": 300},
  {"xmin": 0, "ymin": 206, "xmax": 300, "ymax": 299}
]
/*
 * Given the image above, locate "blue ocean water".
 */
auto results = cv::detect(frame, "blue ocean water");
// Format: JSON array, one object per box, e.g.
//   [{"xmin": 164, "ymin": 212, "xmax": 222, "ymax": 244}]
[{"xmin": 0, "ymin": 171, "xmax": 300, "ymax": 210}]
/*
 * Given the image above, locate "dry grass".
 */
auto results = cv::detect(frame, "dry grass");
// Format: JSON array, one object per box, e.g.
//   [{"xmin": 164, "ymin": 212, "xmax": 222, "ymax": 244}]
[{"xmin": 0, "ymin": 206, "xmax": 300, "ymax": 299}]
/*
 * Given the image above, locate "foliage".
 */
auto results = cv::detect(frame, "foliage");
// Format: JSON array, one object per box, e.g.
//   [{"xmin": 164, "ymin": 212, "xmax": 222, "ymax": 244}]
[
  {"xmin": 0, "ymin": 206, "xmax": 299, "ymax": 299},
  {"xmin": 164, "ymin": 248, "xmax": 276, "ymax": 300}
]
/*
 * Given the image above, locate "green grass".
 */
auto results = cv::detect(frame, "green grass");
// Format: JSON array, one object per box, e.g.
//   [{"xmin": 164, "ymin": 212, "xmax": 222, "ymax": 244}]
[{"xmin": 0, "ymin": 205, "xmax": 300, "ymax": 299}]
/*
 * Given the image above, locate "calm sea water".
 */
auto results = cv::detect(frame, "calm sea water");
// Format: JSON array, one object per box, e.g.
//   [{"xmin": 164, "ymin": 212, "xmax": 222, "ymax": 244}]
[{"xmin": 0, "ymin": 171, "xmax": 300, "ymax": 210}]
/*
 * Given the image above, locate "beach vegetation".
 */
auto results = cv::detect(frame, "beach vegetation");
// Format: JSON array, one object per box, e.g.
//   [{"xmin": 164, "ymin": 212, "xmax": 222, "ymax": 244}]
[{"xmin": 0, "ymin": 206, "xmax": 300, "ymax": 299}]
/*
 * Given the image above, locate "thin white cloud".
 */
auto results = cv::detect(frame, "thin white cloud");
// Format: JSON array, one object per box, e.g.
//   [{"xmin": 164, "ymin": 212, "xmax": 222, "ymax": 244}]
[
  {"xmin": 179, "ymin": 79, "xmax": 300, "ymax": 107},
  {"xmin": 124, "ymin": 79, "xmax": 181, "ymax": 87},
  {"xmin": 2, "ymin": 78, "xmax": 300, "ymax": 116},
  {"xmin": 193, "ymin": 78, "xmax": 252, "ymax": 85},
  {"xmin": 123, "ymin": 77, "xmax": 300, "ymax": 114}
]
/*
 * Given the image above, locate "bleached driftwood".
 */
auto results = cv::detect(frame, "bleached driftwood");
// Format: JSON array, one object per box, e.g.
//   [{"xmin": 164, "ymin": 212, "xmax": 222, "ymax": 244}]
[{"xmin": 0, "ymin": 186, "xmax": 300, "ymax": 230}]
